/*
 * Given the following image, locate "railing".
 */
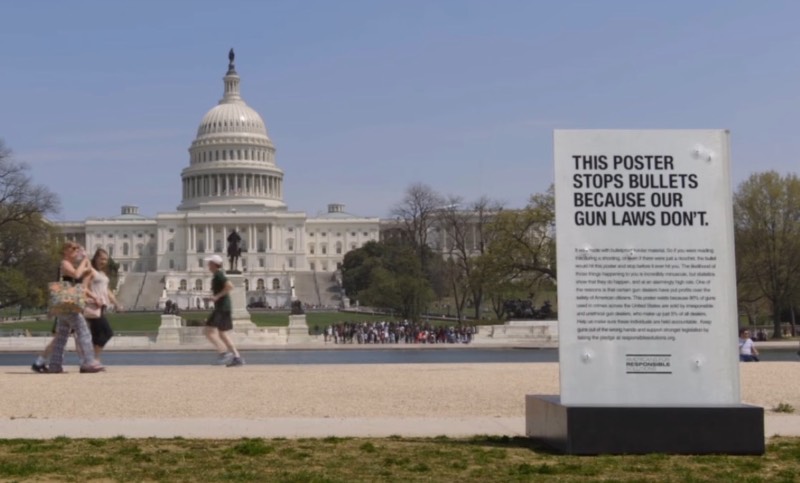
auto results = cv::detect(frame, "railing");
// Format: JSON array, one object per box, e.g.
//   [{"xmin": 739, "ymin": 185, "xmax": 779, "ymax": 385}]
[{"xmin": 311, "ymin": 270, "xmax": 323, "ymax": 307}]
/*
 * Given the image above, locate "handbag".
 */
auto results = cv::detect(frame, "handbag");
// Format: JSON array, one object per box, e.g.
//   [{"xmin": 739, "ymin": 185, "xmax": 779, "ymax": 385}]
[
  {"xmin": 83, "ymin": 301, "xmax": 102, "ymax": 319},
  {"xmin": 48, "ymin": 280, "xmax": 86, "ymax": 317}
]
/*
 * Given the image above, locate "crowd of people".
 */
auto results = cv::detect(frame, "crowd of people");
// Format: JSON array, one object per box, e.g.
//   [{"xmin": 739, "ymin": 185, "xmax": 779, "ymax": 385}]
[{"xmin": 321, "ymin": 320, "xmax": 477, "ymax": 345}]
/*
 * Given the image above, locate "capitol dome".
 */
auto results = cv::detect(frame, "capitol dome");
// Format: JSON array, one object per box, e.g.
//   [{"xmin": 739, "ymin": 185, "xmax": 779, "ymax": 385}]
[
  {"xmin": 179, "ymin": 50, "xmax": 285, "ymax": 212},
  {"xmin": 196, "ymin": 103, "xmax": 268, "ymax": 138}
]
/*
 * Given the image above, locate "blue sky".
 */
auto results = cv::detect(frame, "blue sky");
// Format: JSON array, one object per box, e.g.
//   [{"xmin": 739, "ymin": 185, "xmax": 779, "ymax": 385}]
[{"xmin": 1, "ymin": 0, "xmax": 798, "ymax": 221}]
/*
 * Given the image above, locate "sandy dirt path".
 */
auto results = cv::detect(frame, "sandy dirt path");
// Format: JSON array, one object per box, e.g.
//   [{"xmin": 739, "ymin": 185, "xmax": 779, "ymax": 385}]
[{"xmin": 2, "ymin": 363, "xmax": 798, "ymax": 420}]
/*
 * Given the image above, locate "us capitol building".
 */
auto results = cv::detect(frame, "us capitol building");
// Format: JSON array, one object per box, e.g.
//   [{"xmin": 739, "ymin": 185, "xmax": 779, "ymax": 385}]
[{"xmin": 55, "ymin": 51, "xmax": 380, "ymax": 310}]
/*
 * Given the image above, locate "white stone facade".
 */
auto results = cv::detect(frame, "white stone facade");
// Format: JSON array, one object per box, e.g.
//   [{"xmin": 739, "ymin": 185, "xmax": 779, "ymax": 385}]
[{"xmin": 56, "ymin": 53, "xmax": 379, "ymax": 309}]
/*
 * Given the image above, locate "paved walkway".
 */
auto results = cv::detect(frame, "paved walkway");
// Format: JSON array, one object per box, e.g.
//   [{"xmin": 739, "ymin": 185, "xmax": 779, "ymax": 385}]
[
  {"xmin": 1, "ymin": 416, "xmax": 798, "ymax": 439},
  {"xmin": 0, "ymin": 417, "xmax": 521, "ymax": 439}
]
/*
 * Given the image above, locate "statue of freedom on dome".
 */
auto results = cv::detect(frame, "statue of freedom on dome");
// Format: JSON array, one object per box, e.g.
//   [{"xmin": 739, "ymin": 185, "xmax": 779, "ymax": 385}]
[{"xmin": 228, "ymin": 48, "xmax": 235, "ymax": 71}]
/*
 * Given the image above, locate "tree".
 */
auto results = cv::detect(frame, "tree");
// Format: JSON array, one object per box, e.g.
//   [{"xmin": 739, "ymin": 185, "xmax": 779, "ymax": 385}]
[
  {"xmin": 341, "ymin": 240, "xmax": 433, "ymax": 320},
  {"xmin": 735, "ymin": 232, "xmax": 766, "ymax": 326},
  {"xmin": 341, "ymin": 241, "xmax": 385, "ymax": 300},
  {"xmin": 389, "ymin": 182, "xmax": 451, "ymax": 302},
  {"xmin": 390, "ymin": 182, "xmax": 444, "ymax": 266},
  {"xmin": 478, "ymin": 254, "xmax": 529, "ymax": 320},
  {"xmin": 485, "ymin": 186, "xmax": 556, "ymax": 279},
  {"xmin": 108, "ymin": 257, "xmax": 121, "ymax": 291},
  {"xmin": 0, "ymin": 141, "xmax": 61, "ymax": 309},
  {"xmin": 439, "ymin": 196, "xmax": 503, "ymax": 320},
  {"xmin": 0, "ymin": 213, "xmax": 60, "ymax": 309},
  {"xmin": 734, "ymin": 171, "xmax": 800, "ymax": 338},
  {"xmin": 0, "ymin": 140, "xmax": 59, "ymax": 229},
  {"xmin": 442, "ymin": 255, "xmax": 469, "ymax": 321},
  {"xmin": 479, "ymin": 186, "xmax": 556, "ymax": 319}
]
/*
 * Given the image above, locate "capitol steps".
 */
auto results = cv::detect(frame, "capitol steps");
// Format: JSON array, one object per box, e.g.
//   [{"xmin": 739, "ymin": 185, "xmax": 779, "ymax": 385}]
[
  {"xmin": 290, "ymin": 272, "xmax": 342, "ymax": 308},
  {"xmin": 116, "ymin": 273, "xmax": 146, "ymax": 310},
  {"xmin": 292, "ymin": 272, "xmax": 318, "ymax": 306},
  {"xmin": 115, "ymin": 272, "xmax": 166, "ymax": 311},
  {"xmin": 137, "ymin": 273, "xmax": 166, "ymax": 310},
  {"xmin": 315, "ymin": 272, "xmax": 342, "ymax": 308}
]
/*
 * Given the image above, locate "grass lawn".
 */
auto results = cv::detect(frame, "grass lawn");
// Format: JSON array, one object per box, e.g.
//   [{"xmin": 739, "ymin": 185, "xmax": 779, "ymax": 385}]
[
  {"xmin": 0, "ymin": 307, "xmax": 42, "ymax": 319},
  {"xmin": 0, "ymin": 311, "xmax": 405, "ymax": 334},
  {"xmin": 0, "ymin": 436, "xmax": 797, "ymax": 482},
  {"xmin": 180, "ymin": 311, "xmax": 403, "ymax": 329}
]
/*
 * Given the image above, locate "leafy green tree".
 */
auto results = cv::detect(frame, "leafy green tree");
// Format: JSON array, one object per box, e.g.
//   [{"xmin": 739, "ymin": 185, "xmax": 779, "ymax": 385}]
[
  {"xmin": 341, "ymin": 241, "xmax": 385, "ymax": 301},
  {"xmin": 477, "ymin": 186, "xmax": 556, "ymax": 319},
  {"xmin": 734, "ymin": 171, "xmax": 800, "ymax": 338},
  {"xmin": 477, "ymin": 254, "xmax": 528, "ymax": 320},
  {"xmin": 341, "ymin": 240, "xmax": 433, "ymax": 320},
  {"xmin": 484, "ymin": 186, "xmax": 556, "ymax": 282},
  {"xmin": 0, "ymin": 214, "xmax": 60, "ymax": 309}
]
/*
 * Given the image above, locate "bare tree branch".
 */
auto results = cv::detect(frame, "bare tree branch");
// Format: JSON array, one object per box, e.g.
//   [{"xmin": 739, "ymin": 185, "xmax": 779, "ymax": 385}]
[
  {"xmin": 390, "ymin": 182, "xmax": 444, "ymax": 264},
  {"xmin": 0, "ymin": 140, "xmax": 60, "ymax": 229}
]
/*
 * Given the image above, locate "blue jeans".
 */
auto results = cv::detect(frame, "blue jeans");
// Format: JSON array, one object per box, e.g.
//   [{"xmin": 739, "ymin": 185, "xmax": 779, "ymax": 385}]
[
  {"xmin": 49, "ymin": 312, "xmax": 97, "ymax": 371},
  {"xmin": 740, "ymin": 354, "xmax": 756, "ymax": 362}
]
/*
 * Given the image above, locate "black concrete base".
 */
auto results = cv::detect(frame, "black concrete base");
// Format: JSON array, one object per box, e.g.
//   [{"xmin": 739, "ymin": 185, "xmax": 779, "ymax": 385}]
[{"xmin": 526, "ymin": 395, "xmax": 764, "ymax": 455}]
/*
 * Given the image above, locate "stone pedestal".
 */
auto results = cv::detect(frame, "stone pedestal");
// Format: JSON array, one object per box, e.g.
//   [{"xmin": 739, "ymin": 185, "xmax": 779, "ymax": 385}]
[
  {"xmin": 526, "ymin": 395, "xmax": 764, "ymax": 455},
  {"xmin": 228, "ymin": 274, "xmax": 256, "ymax": 330},
  {"xmin": 156, "ymin": 314, "xmax": 182, "ymax": 345},
  {"xmin": 287, "ymin": 314, "xmax": 312, "ymax": 344}
]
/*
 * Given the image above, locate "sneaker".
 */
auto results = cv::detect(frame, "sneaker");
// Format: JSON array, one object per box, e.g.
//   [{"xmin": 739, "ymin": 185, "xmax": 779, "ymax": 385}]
[
  {"xmin": 79, "ymin": 365, "xmax": 106, "ymax": 373},
  {"xmin": 31, "ymin": 362, "xmax": 48, "ymax": 374},
  {"xmin": 215, "ymin": 352, "xmax": 233, "ymax": 365},
  {"xmin": 226, "ymin": 357, "xmax": 245, "ymax": 367}
]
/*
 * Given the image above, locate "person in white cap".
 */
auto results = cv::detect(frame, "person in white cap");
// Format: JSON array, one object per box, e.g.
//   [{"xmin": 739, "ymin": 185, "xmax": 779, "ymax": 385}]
[{"xmin": 203, "ymin": 254, "xmax": 244, "ymax": 367}]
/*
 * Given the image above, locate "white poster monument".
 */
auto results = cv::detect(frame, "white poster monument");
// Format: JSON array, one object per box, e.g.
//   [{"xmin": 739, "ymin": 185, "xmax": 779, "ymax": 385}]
[
  {"xmin": 554, "ymin": 130, "xmax": 739, "ymax": 406},
  {"xmin": 527, "ymin": 130, "xmax": 762, "ymax": 454}
]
